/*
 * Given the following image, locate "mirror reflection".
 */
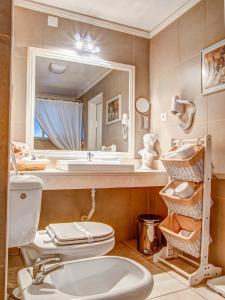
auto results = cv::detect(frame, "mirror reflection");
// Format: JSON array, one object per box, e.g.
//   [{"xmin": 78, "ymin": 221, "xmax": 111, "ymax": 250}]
[{"xmin": 34, "ymin": 56, "xmax": 130, "ymax": 152}]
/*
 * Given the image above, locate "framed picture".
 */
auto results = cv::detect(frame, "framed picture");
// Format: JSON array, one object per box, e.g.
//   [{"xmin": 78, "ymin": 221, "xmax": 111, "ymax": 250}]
[
  {"xmin": 106, "ymin": 95, "xmax": 121, "ymax": 125},
  {"xmin": 202, "ymin": 39, "xmax": 225, "ymax": 95}
]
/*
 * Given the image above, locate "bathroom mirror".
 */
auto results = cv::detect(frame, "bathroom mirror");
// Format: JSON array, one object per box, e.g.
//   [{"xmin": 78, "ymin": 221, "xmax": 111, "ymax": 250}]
[{"xmin": 26, "ymin": 48, "xmax": 135, "ymax": 157}]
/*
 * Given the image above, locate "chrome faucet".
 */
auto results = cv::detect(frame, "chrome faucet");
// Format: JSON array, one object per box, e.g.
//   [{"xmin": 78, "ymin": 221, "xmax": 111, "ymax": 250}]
[
  {"xmin": 87, "ymin": 151, "xmax": 94, "ymax": 162},
  {"xmin": 31, "ymin": 257, "xmax": 64, "ymax": 285}
]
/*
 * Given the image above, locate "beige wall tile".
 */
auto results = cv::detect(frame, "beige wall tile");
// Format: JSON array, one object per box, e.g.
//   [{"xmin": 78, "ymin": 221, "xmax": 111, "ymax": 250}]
[
  {"xmin": 179, "ymin": 55, "xmax": 207, "ymax": 123},
  {"xmin": 14, "ymin": 7, "xmax": 44, "ymax": 48},
  {"xmin": 178, "ymin": 0, "xmax": 206, "ymax": 63},
  {"xmin": 130, "ymin": 188, "xmax": 149, "ymax": 237},
  {"xmin": 209, "ymin": 196, "xmax": 225, "ymax": 271},
  {"xmin": 43, "ymin": 17, "xmax": 75, "ymax": 51},
  {"xmin": 212, "ymin": 179, "xmax": 225, "ymax": 198},
  {"xmin": 106, "ymin": 30, "xmax": 132, "ymax": 65},
  {"xmin": 150, "ymin": 21, "xmax": 179, "ymax": 79},
  {"xmin": 208, "ymin": 120, "xmax": 225, "ymax": 173},
  {"xmin": 0, "ymin": 1, "xmax": 11, "ymax": 36},
  {"xmin": 12, "ymin": 55, "xmax": 27, "ymax": 126},
  {"xmin": 11, "ymin": 121, "xmax": 26, "ymax": 142},
  {"xmin": 207, "ymin": 90, "xmax": 225, "ymax": 122},
  {"xmin": 206, "ymin": 0, "xmax": 225, "ymax": 46},
  {"xmin": 101, "ymin": 188, "xmax": 131, "ymax": 241}
]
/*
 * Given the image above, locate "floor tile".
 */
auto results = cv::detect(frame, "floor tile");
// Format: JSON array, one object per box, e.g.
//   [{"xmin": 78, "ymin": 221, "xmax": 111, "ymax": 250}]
[
  {"xmin": 148, "ymin": 288, "xmax": 204, "ymax": 299},
  {"xmin": 192, "ymin": 283, "xmax": 225, "ymax": 300},
  {"xmin": 148, "ymin": 272, "xmax": 187, "ymax": 298}
]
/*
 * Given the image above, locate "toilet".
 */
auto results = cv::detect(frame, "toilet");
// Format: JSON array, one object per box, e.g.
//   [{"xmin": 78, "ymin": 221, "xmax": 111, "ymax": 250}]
[{"xmin": 9, "ymin": 174, "xmax": 115, "ymax": 266}]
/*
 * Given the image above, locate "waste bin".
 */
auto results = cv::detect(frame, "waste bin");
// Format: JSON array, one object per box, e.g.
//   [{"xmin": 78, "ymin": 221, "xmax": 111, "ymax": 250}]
[{"xmin": 137, "ymin": 214, "xmax": 163, "ymax": 255}]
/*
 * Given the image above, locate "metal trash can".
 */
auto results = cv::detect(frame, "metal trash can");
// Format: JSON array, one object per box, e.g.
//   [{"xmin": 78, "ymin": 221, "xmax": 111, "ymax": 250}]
[{"xmin": 137, "ymin": 214, "xmax": 163, "ymax": 255}]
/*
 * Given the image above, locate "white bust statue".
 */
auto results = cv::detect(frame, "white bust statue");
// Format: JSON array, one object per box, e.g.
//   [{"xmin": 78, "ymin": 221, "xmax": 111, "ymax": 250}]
[{"xmin": 138, "ymin": 133, "xmax": 157, "ymax": 169}]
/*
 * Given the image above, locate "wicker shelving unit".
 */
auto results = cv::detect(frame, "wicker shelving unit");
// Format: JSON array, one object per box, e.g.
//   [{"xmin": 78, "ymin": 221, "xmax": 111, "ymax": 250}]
[{"xmin": 153, "ymin": 135, "xmax": 222, "ymax": 287}]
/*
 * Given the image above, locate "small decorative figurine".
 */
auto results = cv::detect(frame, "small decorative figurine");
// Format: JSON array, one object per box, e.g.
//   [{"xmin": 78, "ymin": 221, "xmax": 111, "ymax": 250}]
[{"xmin": 138, "ymin": 133, "xmax": 157, "ymax": 169}]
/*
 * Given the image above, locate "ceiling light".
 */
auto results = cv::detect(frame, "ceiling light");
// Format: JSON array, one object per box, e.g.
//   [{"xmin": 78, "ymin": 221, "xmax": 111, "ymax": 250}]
[
  {"xmin": 75, "ymin": 40, "xmax": 84, "ymax": 50},
  {"xmin": 74, "ymin": 36, "xmax": 100, "ymax": 54},
  {"xmin": 49, "ymin": 63, "xmax": 67, "ymax": 74}
]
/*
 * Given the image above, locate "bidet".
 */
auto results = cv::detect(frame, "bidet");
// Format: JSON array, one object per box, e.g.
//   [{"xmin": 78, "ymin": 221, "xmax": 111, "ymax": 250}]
[{"xmin": 18, "ymin": 256, "xmax": 154, "ymax": 300}]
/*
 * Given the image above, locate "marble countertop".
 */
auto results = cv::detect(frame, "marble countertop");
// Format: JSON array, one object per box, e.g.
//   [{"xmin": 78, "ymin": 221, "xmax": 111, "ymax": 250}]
[{"xmin": 16, "ymin": 168, "xmax": 168, "ymax": 190}]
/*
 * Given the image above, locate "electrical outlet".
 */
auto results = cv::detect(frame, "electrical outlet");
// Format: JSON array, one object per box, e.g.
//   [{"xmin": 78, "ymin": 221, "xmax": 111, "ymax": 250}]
[{"xmin": 161, "ymin": 112, "xmax": 167, "ymax": 122}]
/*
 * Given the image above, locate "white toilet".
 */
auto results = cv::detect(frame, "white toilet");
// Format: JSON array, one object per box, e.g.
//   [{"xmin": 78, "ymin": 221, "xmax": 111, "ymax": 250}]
[{"xmin": 9, "ymin": 174, "xmax": 115, "ymax": 266}]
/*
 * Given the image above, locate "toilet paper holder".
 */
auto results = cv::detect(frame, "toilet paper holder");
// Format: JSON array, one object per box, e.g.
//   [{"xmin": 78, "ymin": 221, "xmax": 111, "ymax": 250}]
[{"xmin": 171, "ymin": 95, "xmax": 196, "ymax": 131}]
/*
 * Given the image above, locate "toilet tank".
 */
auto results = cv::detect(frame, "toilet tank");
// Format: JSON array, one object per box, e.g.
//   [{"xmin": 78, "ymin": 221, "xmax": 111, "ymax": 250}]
[{"xmin": 8, "ymin": 175, "xmax": 43, "ymax": 248}]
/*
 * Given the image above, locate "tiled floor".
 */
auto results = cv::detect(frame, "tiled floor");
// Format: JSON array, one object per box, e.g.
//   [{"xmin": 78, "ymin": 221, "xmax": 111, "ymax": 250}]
[{"xmin": 8, "ymin": 240, "xmax": 224, "ymax": 299}]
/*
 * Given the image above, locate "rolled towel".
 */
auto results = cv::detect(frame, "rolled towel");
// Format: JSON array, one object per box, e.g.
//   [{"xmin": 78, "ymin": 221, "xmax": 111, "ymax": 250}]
[
  {"xmin": 176, "ymin": 144, "xmax": 196, "ymax": 159},
  {"xmin": 175, "ymin": 182, "xmax": 194, "ymax": 198},
  {"xmin": 164, "ymin": 188, "xmax": 175, "ymax": 196},
  {"xmin": 179, "ymin": 229, "xmax": 192, "ymax": 238},
  {"xmin": 163, "ymin": 151, "xmax": 178, "ymax": 159}
]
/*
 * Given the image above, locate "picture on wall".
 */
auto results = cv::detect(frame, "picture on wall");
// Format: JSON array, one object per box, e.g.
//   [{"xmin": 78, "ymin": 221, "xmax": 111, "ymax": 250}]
[
  {"xmin": 202, "ymin": 39, "xmax": 225, "ymax": 95},
  {"xmin": 106, "ymin": 95, "xmax": 121, "ymax": 125}
]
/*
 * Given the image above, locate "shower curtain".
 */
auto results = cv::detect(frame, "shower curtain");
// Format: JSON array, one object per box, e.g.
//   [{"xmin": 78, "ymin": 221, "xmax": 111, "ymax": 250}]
[{"xmin": 35, "ymin": 98, "xmax": 83, "ymax": 150}]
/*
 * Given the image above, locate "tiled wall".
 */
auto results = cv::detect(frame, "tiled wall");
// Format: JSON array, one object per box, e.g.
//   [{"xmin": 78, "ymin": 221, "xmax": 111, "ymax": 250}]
[
  {"xmin": 39, "ymin": 187, "xmax": 166, "ymax": 241},
  {"xmin": 150, "ymin": 0, "xmax": 225, "ymax": 270},
  {"xmin": 12, "ymin": 6, "xmax": 150, "ymax": 156},
  {"xmin": 150, "ymin": 0, "xmax": 225, "ymax": 173},
  {"xmin": 0, "ymin": 1, "xmax": 12, "ymax": 298}
]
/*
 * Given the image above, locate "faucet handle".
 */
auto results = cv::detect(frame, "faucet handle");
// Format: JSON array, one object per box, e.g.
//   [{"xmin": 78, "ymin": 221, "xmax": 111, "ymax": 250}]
[{"xmin": 33, "ymin": 257, "xmax": 61, "ymax": 278}]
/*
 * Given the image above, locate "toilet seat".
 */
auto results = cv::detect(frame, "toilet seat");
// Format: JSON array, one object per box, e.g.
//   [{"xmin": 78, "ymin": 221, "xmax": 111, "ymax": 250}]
[
  {"xmin": 46, "ymin": 222, "xmax": 114, "ymax": 245},
  {"xmin": 21, "ymin": 222, "xmax": 115, "ymax": 266}
]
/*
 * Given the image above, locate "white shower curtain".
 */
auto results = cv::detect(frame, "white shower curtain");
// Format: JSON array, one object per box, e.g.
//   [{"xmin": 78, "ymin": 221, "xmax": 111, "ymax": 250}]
[{"xmin": 35, "ymin": 98, "xmax": 83, "ymax": 150}]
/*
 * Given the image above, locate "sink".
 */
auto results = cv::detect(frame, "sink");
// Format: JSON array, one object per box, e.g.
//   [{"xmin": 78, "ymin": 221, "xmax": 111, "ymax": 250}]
[
  {"xmin": 57, "ymin": 159, "xmax": 135, "ymax": 172},
  {"xmin": 18, "ymin": 256, "xmax": 153, "ymax": 300}
]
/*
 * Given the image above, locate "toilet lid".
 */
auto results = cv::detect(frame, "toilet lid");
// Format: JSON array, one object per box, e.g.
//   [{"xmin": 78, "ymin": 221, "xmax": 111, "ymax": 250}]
[{"xmin": 46, "ymin": 222, "xmax": 114, "ymax": 245}]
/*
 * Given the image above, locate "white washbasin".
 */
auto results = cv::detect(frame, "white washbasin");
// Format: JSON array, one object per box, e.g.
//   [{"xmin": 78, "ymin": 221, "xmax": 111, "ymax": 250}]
[
  {"xmin": 57, "ymin": 159, "xmax": 135, "ymax": 172},
  {"xmin": 18, "ymin": 256, "xmax": 153, "ymax": 300}
]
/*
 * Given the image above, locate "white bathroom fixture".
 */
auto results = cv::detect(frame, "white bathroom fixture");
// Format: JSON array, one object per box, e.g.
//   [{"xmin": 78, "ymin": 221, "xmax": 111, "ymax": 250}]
[
  {"xmin": 122, "ymin": 113, "xmax": 129, "ymax": 140},
  {"xmin": 49, "ymin": 63, "xmax": 67, "ymax": 74},
  {"xmin": 21, "ymin": 222, "xmax": 115, "ymax": 266},
  {"xmin": 56, "ymin": 159, "xmax": 135, "ymax": 172},
  {"xmin": 18, "ymin": 256, "xmax": 153, "ymax": 300},
  {"xmin": 8, "ymin": 175, "xmax": 43, "ymax": 248},
  {"xmin": 170, "ymin": 95, "xmax": 196, "ymax": 130}
]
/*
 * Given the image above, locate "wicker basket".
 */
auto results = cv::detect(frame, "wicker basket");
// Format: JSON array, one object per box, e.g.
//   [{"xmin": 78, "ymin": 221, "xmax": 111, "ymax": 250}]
[
  {"xmin": 160, "ymin": 180, "xmax": 203, "ymax": 219},
  {"xmin": 160, "ymin": 145, "xmax": 204, "ymax": 183},
  {"xmin": 11, "ymin": 159, "xmax": 49, "ymax": 171},
  {"xmin": 159, "ymin": 213, "xmax": 201, "ymax": 258}
]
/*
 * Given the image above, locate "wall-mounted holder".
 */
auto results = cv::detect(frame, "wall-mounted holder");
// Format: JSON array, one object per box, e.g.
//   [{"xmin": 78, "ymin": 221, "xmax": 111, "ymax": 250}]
[
  {"xmin": 121, "ymin": 113, "xmax": 129, "ymax": 140},
  {"xmin": 136, "ymin": 98, "xmax": 150, "ymax": 130},
  {"xmin": 171, "ymin": 95, "xmax": 196, "ymax": 131}
]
